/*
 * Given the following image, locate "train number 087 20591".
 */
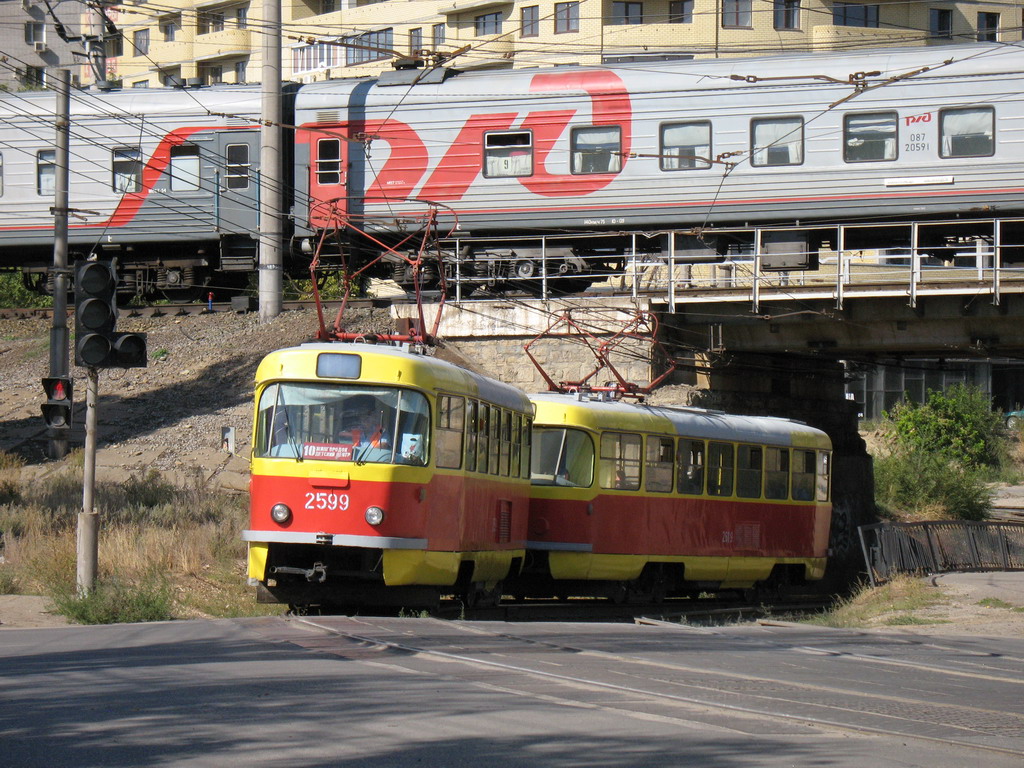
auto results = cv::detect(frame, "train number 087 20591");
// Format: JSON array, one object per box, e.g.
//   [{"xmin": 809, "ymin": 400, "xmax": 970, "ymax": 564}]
[{"xmin": 305, "ymin": 492, "xmax": 350, "ymax": 511}]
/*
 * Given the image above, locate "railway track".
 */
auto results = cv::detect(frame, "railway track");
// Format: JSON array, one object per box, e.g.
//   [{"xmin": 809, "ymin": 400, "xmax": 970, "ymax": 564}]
[{"xmin": 0, "ymin": 297, "xmax": 389, "ymax": 321}]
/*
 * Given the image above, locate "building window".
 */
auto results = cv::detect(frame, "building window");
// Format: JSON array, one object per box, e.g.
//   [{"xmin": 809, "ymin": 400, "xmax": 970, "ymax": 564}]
[
  {"xmin": 939, "ymin": 106, "xmax": 995, "ymax": 158},
  {"xmin": 294, "ymin": 42, "xmax": 342, "ymax": 72},
  {"xmin": 132, "ymin": 80, "xmax": 149, "ymax": 88},
  {"xmin": 571, "ymin": 126, "xmax": 622, "ymax": 174},
  {"xmin": 930, "ymin": 8, "xmax": 952, "ymax": 38},
  {"xmin": 409, "ymin": 27, "xmax": 423, "ymax": 54},
  {"xmin": 37, "ymin": 150, "xmax": 55, "ymax": 196},
  {"xmin": 235, "ymin": 7, "xmax": 248, "ymax": 28},
  {"xmin": 722, "ymin": 0, "xmax": 752, "ymax": 27},
  {"xmin": 751, "ymin": 117, "xmax": 804, "ymax": 166},
  {"xmin": 105, "ymin": 34, "xmax": 123, "ymax": 58},
  {"xmin": 345, "ymin": 28, "xmax": 393, "ymax": 65},
  {"xmin": 432, "ymin": 22, "xmax": 446, "ymax": 49},
  {"xmin": 160, "ymin": 18, "xmax": 179, "ymax": 42},
  {"xmin": 198, "ymin": 11, "xmax": 225, "ymax": 35},
  {"xmin": 555, "ymin": 2, "xmax": 580, "ymax": 33},
  {"xmin": 235, "ymin": 60, "xmax": 247, "ymax": 82},
  {"xmin": 844, "ymin": 112, "xmax": 897, "ymax": 162},
  {"xmin": 22, "ymin": 66, "xmax": 45, "ymax": 88},
  {"xmin": 521, "ymin": 5, "xmax": 539, "ymax": 36},
  {"xmin": 316, "ymin": 138, "xmax": 343, "ymax": 185},
  {"xmin": 977, "ymin": 12, "xmax": 999, "ymax": 41},
  {"xmin": 225, "ymin": 144, "xmax": 250, "ymax": 189},
  {"xmin": 773, "ymin": 0, "xmax": 800, "ymax": 29},
  {"xmin": 475, "ymin": 12, "xmax": 502, "ymax": 35},
  {"xmin": 112, "ymin": 148, "xmax": 142, "ymax": 192},
  {"xmin": 169, "ymin": 145, "xmax": 201, "ymax": 191},
  {"xmin": 132, "ymin": 29, "xmax": 149, "ymax": 56},
  {"xmin": 200, "ymin": 63, "xmax": 223, "ymax": 84},
  {"xmin": 660, "ymin": 121, "xmax": 711, "ymax": 170},
  {"xmin": 25, "ymin": 21, "xmax": 45, "ymax": 45},
  {"xmin": 833, "ymin": 3, "xmax": 879, "ymax": 27},
  {"xmin": 611, "ymin": 1, "xmax": 643, "ymax": 24},
  {"xmin": 484, "ymin": 131, "xmax": 533, "ymax": 177},
  {"xmin": 669, "ymin": 0, "xmax": 693, "ymax": 23},
  {"xmin": 321, "ymin": 0, "xmax": 337, "ymax": 13}
]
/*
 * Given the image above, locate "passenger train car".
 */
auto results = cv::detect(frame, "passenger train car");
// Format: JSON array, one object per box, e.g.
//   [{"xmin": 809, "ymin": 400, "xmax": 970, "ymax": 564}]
[
  {"xmin": 517, "ymin": 392, "xmax": 832, "ymax": 600},
  {"xmin": 244, "ymin": 341, "xmax": 533, "ymax": 608}
]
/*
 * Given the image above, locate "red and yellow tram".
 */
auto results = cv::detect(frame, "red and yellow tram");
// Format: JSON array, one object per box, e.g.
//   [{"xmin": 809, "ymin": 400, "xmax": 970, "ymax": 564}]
[
  {"xmin": 245, "ymin": 342, "xmax": 532, "ymax": 608},
  {"xmin": 519, "ymin": 392, "xmax": 833, "ymax": 600}
]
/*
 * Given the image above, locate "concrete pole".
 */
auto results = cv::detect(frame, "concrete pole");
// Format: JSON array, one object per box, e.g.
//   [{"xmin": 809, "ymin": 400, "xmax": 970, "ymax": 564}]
[
  {"xmin": 48, "ymin": 70, "xmax": 71, "ymax": 459},
  {"xmin": 258, "ymin": 0, "xmax": 283, "ymax": 322},
  {"xmin": 76, "ymin": 367, "xmax": 99, "ymax": 595}
]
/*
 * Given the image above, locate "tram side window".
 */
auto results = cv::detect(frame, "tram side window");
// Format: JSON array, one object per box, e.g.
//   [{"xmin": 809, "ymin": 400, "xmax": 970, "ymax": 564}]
[
  {"xmin": 660, "ymin": 121, "xmax": 712, "ymax": 170},
  {"xmin": 316, "ymin": 138, "xmax": 343, "ymax": 184},
  {"xmin": 484, "ymin": 131, "xmax": 533, "ymax": 178},
  {"xmin": 736, "ymin": 444, "xmax": 763, "ymax": 498},
  {"xmin": 169, "ymin": 144, "xmax": 200, "ymax": 191},
  {"xmin": 792, "ymin": 449, "xmax": 815, "ymax": 500},
  {"xmin": 751, "ymin": 117, "xmax": 804, "ymax": 166},
  {"xmin": 476, "ymin": 403, "xmax": 490, "ymax": 473},
  {"xmin": 765, "ymin": 446, "xmax": 790, "ymax": 500},
  {"xmin": 645, "ymin": 436, "xmax": 674, "ymax": 492},
  {"xmin": 488, "ymin": 407, "xmax": 501, "ymax": 475},
  {"xmin": 940, "ymin": 107, "xmax": 994, "ymax": 158},
  {"xmin": 521, "ymin": 416, "xmax": 532, "ymax": 478},
  {"xmin": 499, "ymin": 410, "xmax": 512, "ymax": 476},
  {"xmin": 707, "ymin": 441, "xmax": 734, "ymax": 496},
  {"xmin": 112, "ymin": 147, "xmax": 142, "ymax": 193},
  {"xmin": 571, "ymin": 126, "xmax": 622, "ymax": 174},
  {"xmin": 436, "ymin": 395, "xmax": 465, "ymax": 469},
  {"xmin": 843, "ymin": 112, "xmax": 897, "ymax": 163},
  {"xmin": 677, "ymin": 438, "xmax": 705, "ymax": 494},
  {"xmin": 511, "ymin": 414, "xmax": 522, "ymax": 477},
  {"xmin": 465, "ymin": 400, "xmax": 478, "ymax": 470},
  {"xmin": 816, "ymin": 451, "xmax": 831, "ymax": 501},
  {"xmin": 599, "ymin": 432, "xmax": 642, "ymax": 490},
  {"xmin": 531, "ymin": 427, "xmax": 595, "ymax": 487}
]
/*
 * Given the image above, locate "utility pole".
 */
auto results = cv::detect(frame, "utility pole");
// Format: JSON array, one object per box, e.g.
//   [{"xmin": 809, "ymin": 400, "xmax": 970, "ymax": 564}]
[
  {"xmin": 77, "ymin": 367, "xmax": 99, "ymax": 594},
  {"xmin": 46, "ymin": 69, "xmax": 71, "ymax": 459},
  {"xmin": 258, "ymin": 0, "xmax": 283, "ymax": 321}
]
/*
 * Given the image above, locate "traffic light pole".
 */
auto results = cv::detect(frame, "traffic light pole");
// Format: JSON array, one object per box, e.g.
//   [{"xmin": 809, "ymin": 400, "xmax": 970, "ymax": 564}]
[{"xmin": 76, "ymin": 367, "xmax": 99, "ymax": 595}]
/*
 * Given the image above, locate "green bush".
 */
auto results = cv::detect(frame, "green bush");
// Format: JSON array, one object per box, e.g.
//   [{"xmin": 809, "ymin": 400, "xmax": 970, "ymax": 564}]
[
  {"xmin": 0, "ymin": 272, "xmax": 52, "ymax": 308},
  {"xmin": 51, "ymin": 577, "xmax": 173, "ymax": 624},
  {"xmin": 874, "ymin": 447, "xmax": 991, "ymax": 521}
]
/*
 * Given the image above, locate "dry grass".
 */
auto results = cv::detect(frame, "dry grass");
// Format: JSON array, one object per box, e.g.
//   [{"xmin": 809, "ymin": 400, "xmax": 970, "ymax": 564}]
[{"xmin": 808, "ymin": 574, "xmax": 950, "ymax": 628}]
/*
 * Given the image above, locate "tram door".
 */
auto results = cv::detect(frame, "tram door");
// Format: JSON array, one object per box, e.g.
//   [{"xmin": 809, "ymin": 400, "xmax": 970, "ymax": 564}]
[{"xmin": 214, "ymin": 131, "xmax": 261, "ymax": 235}]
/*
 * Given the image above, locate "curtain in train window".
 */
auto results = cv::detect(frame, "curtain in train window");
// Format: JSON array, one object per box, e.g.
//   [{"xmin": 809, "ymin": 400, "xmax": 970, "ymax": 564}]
[
  {"xmin": 816, "ymin": 451, "xmax": 831, "ymax": 501},
  {"xmin": 599, "ymin": 432, "xmax": 642, "ymax": 490},
  {"xmin": 940, "ymin": 107, "xmax": 994, "ymax": 158},
  {"xmin": 436, "ymin": 395, "xmax": 464, "ymax": 469},
  {"xmin": 225, "ymin": 143, "xmax": 250, "ymax": 189},
  {"xmin": 736, "ymin": 444, "xmax": 763, "ymax": 498},
  {"xmin": 764, "ymin": 446, "xmax": 789, "ymax": 500},
  {"xmin": 645, "ymin": 436, "xmax": 674, "ymax": 492},
  {"xmin": 169, "ymin": 144, "xmax": 200, "ymax": 191},
  {"xmin": 660, "ymin": 122, "xmax": 711, "ymax": 170},
  {"xmin": 484, "ymin": 131, "xmax": 533, "ymax": 177},
  {"xmin": 751, "ymin": 117, "xmax": 803, "ymax": 166},
  {"xmin": 37, "ymin": 150, "xmax": 55, "ymax": 196},
  {"xmin": 531, "ymin": 427, "xmax": 595, "ymax": 487},
  {"xmin": 112, "ymin": 147, "xmax": 142, "ymax": 192},
  {"xmin": 677, "ymin": 438, "xmax": 705, "ymax": 494},
  {"xmin": 571, "ymin": 126, "xmax": 622, "ymax": 174},
  {"xmin": 707, "ymin": 441, "xmax": 734, "ymax": 496},
  {"xmin": 844, "ymin": 112, "xmax": 897, "ymax": 162},
  {"xmin": 792, "ymin": 449, "xmax": 815, "ymax": 501},
  {"xmin": 316, "ymin": 138, "xmax": 343, "ymax": 184}
]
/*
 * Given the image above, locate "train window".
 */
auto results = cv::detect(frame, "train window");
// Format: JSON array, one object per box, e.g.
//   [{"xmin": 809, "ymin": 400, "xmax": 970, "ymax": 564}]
[
  {"xmin": 736, "ymin": 444, "xmax": 763, "ymax": 498},
  {"xmin": 316, "ymin": 353, "xmax": 361, "ymax": 379},
  {"xmin": 521, "ymin": 416, "xmax": 532, "ymax": 478},
  {"xmin": 489, "ymin": 407, "xmax": 501, "ymax": 475},
  {"xmin": 436, "ymin": 395, "xmax": 465, "ymax": 469},
  {"xmin": 816, "ymin": 451, "xmax": 831, "ymax": 501},
  {"xmin": 0, "ymin": 154, "xmax": 4, "ymax": 196},
  {"xmin": 477, "ymin": 403, "xmax": 490, "ymax": 473},
  {"xmin": 843, "ymin": 112, "xmax": 897, "ymax": 163},
  {"xmin": 764, "ymin": 446, "xmax": 789, "ymax": 500},
  {"xmin": 645, "ymin": 436, "xmax": 674, "ymax": 493},
  {"xmin": 677, "ymin": 438, "xmax": 704, "ymax": 494},
  {"xmin": 707, "ymin": 442, "xmax": 734, "ymax": 496},
  {"xmin": 316, "ymin": 138, "xmax": 343, "ymax": 185},
  {"xmin": 169, "ymin": 144, "xmax": 200, "ymax": 191},
  {"xmin": 499, "ymin": 410, "xmax": 512, "ymax": 476},
  {"xmin": 511, "ymin": 413, "xmax": 522, "ymax": 477},
  {"xmin": 939, "ymin": 107, "xmax": 994, "ymax": 158},
  {"xmin": 660, "ymin": 122, "xmax": 711, "ymax": 170},
  {"xmin": 792, "ymin": 449, "xmax": 815, "ymax": 500},
  {"xmin": 571, "ymin": 126, "xmax": 622, "ymax": 174},
  {"xmin": 484, "ymin": 131, "xmax": 533, "ymax": 178},
  {"xmin": 599, "ymin": 432, "xmax": 641, "ymax": 490},
  {"xmin": 37, "ymin": 150, "xmax": 55, "ymax": 196},
  {"xmin": 225, "ymin": 143, "xmax": 250, "ymax": 189},
  {"xmin": 112, "ymin": 148, "xmax": 142, "ymax": 193},
  {"xmin": 465, "ymin": 400, "xmax": 478, "ymax": 470},
  {"xmin": 750, "ymin": 117, "xmax": 803, "ymax": 166},
  {"xmin": 531, "ymin": 427, "xmax": 594, "ymax": 487}
]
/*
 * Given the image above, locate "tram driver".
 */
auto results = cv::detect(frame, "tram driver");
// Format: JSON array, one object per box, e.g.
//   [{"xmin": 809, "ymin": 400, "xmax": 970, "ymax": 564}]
[{"xmin": 339, "ymin": 395, "xmax": 393, "ymax": 463}]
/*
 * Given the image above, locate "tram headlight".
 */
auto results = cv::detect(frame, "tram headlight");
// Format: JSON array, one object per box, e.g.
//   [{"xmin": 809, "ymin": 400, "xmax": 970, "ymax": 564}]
[
  {"xmin": 364, "ymin": 506, "xmax": 385, "ymax": 526},
  {"xmin": 270, "ymin": 503, "xmax": 292, "ymax": 524}
]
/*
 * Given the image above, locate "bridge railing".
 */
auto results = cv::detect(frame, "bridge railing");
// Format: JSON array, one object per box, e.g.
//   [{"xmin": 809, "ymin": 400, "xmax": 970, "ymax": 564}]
[{"xmin": 858, "ymin": 520, "xmax": 1024, "ymax": 587}]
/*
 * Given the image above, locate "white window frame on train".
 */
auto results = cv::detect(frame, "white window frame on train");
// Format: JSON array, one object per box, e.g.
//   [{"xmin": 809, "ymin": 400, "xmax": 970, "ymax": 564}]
[
  {"xmin": 750, "ymin": 117, "xmax": 804, "ymax": 167},
  {"xmin": 225, "ymin": 143, "xmax": 251, "ymax": 189},
  {"xmin": 939, "ymin": 106, "xmax": 995, "ymax": 158},
  {"xmin": 169, "ymin": 144, "xmax": 201, "ymax": 191},
  {"xmin": 316, "ymin": 138, "xmax": 343, "ymax": 185},
  {"xmin": 112, "ymin": 147, "xmax": 142, "ymax": 193},
  {"xmin": 571, "ymin": 126, "xmax": 622, "ymax": 174},
  {"xmin": 660, "ymin": 121, "xmax": 712, "ymax": 171},
  {"xmin": 36, "ymin": 150, "xmax": 55, "ymax": 196},
  {"xmin": 483, "ymin": 131, "xmax": 533, "ymax": 178},
  {"xmin": 599, "ymin": 432, "xmax": 642, "ymax": 490},
  {"xmin": 843, "ymin": 112, "xmax": 897, "ymax": 163}
]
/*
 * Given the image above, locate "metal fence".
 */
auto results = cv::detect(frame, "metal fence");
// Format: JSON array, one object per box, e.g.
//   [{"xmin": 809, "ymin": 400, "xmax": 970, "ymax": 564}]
[{"xmin": 858, "ymin": 520, "xmax": 1024, "ymax": 587}]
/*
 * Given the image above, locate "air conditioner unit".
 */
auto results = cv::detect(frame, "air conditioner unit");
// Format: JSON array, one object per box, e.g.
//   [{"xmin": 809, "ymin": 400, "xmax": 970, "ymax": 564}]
[{"xmin": 34, "ymin": 41, "xmax": 48, "ymax": 52}]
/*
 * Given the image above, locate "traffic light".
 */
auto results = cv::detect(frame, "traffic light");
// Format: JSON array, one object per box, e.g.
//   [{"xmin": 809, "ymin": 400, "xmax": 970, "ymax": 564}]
[
  {"xmin": 41, "ymin": 376, "xmax": 73, "ymax": 429},
  {"xmin": 73, "ymin": 260, "xmax": 147, "ymax": 368}
]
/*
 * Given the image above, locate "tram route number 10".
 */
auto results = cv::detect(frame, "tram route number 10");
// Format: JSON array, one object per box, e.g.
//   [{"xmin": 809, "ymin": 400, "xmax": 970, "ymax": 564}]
[{"xmin": 305, "ymin": 492, "xmax": 350, "ymax": 511}]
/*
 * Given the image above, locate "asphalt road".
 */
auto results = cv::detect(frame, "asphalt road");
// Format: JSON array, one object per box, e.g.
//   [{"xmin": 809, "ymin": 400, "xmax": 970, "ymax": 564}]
[{"xmin": 2, "ymin": 616, "xmax": 1023, "ymax": 767}]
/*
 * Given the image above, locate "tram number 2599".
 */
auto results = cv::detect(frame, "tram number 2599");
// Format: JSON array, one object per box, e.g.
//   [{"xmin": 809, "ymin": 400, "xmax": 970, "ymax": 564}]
[{"xmin": 305, "ymin": 492, "xmax": 350, "ymax": 511}]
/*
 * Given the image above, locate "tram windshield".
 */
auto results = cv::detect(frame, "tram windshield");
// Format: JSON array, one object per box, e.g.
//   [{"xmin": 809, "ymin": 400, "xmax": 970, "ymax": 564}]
[
  {"xmin": 254, "ymin": 383, "xmax": 430, "ymax": 465},
  {"xmin": 530, "ymin": 427, "xmax": 594, "ymax": 487}
]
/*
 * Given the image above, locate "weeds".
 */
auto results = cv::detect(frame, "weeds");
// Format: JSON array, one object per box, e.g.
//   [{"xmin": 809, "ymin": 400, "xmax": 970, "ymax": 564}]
[
  {"xmin": 807, "ymin": 575, "xmax": 948, "ymax": 628},
  {"xmin": 51, "ymin": 578, "xmax": 173, "ymax": 624}
]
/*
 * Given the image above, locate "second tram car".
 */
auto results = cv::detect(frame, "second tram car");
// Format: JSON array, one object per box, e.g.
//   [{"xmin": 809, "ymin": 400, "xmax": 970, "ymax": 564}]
[{"xmin": 245, "ymin": 342, "xmax": 532, "ymax": 608}]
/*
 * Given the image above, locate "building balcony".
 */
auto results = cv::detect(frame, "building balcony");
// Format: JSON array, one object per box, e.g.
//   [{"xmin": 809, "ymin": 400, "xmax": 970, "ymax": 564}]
[
  {"xmin": 195, "ymin": 28, "xmax": 251, "ymax": 59},
  {"xmin": 144, "ymin": 39, "xmax": 195, "ymax": 64}
]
